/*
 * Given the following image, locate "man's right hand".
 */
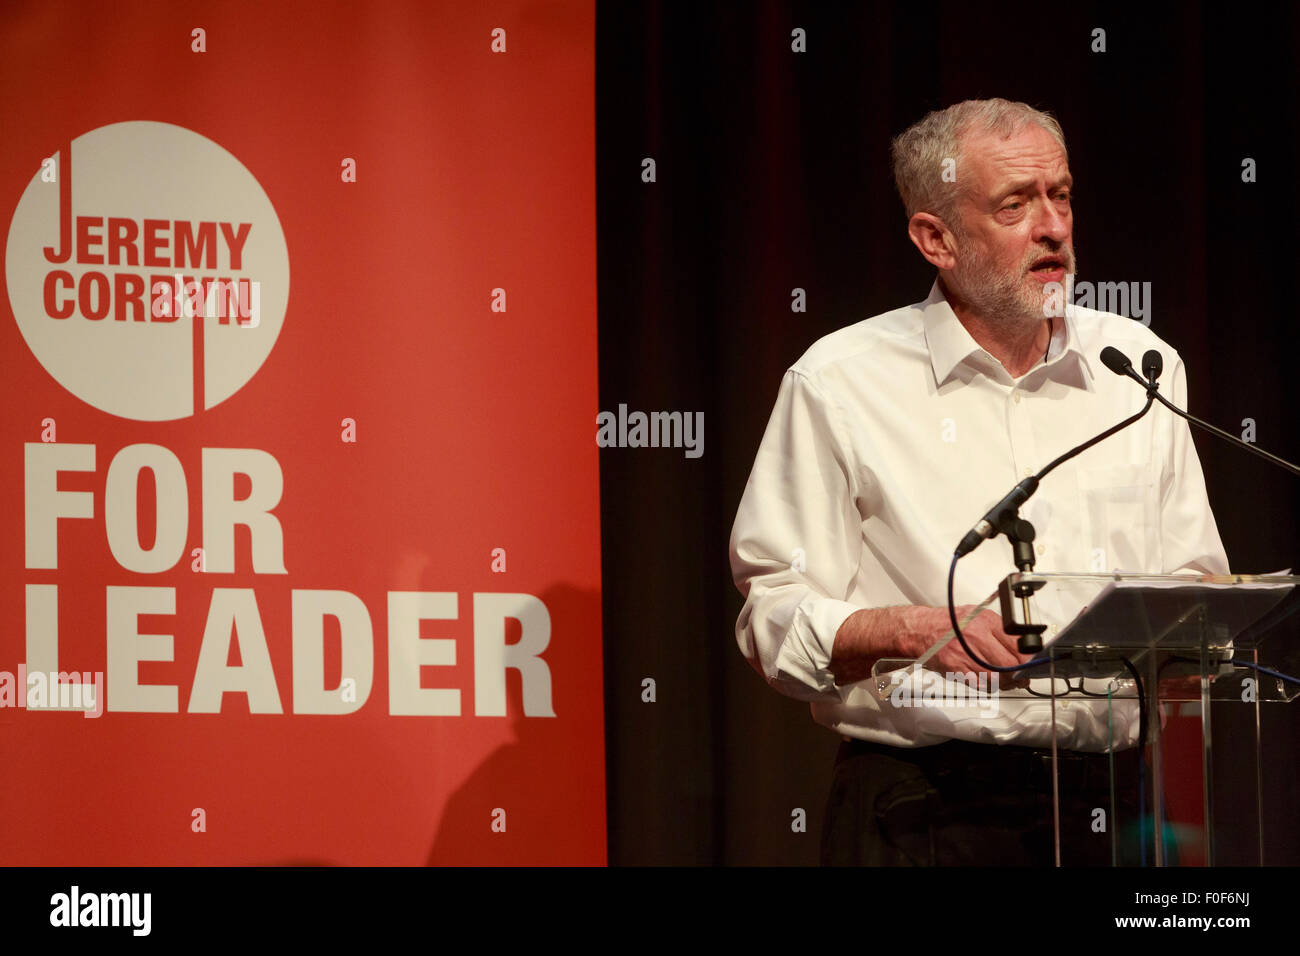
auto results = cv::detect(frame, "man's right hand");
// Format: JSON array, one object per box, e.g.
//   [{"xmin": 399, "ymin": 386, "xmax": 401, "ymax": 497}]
[{"xmin": 830, "ymin": 604, "xmax": 1028, "ymax": 685}]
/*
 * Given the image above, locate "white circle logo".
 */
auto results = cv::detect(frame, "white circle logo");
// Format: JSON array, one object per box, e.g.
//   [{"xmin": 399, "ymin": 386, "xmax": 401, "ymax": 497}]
[{"xmin": 5, "ymin": 121, "xmax": 289, "ymax": 421}]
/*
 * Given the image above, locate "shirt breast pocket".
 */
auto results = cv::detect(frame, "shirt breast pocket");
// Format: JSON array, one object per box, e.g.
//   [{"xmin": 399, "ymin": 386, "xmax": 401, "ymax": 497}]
[{"xmin": 1075, "ymin": 463, "xmax": 1161, "ymax": 573}]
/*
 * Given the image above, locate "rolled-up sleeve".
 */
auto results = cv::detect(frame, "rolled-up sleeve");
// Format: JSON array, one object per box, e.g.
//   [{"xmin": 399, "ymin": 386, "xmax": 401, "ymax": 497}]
[{"xmin": 729, "ymin": 369, "xmax": 866, "ymax": 701}]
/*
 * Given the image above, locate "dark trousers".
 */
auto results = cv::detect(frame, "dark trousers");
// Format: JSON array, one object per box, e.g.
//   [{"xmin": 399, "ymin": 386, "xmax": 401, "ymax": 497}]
[{"xmin": 820, "ymin": 738, "xmax": 1146, "ymax": 866}]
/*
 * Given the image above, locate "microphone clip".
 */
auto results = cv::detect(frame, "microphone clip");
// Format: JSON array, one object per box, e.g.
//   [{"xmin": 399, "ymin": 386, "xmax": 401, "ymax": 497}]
[{"xmin": 993, "ymin": 510, "xmax": 1048, "ymax": 652}]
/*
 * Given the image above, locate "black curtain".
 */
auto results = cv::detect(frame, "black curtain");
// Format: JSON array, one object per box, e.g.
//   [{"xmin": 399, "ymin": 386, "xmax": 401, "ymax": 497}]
[{"xmin": 597, "ymin": 0, "xmax": 1300, "ymax": 864}]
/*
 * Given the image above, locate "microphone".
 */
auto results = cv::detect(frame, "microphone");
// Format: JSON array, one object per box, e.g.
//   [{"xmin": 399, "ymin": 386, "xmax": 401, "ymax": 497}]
[
  {"xmin": 954, "ymin": 352, "xmax": 1160, "ymax": 557},
  {"xmin": 1104, "ymin": 347, "xmax": 1300, "ymax": 478},
  {"xmin": 1142, "ymin": 349, "xmax": 1163, "ymax": 385},
  {"xmin": 1101, "ymin": 345, "xmax": 1165, "ymax": 395},
  {"xmin": 955, "ymin": 477, "xmax": 1038, "ymax": 557},
  {"xmin": 1100, "ymin": 345, "xmax": 1133, "ymax": 377}
]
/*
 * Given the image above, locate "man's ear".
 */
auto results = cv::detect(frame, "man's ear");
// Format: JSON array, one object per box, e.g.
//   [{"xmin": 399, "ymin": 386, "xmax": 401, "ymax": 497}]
[{"xmin": 907, "ymin": 212, "xmax": 959, "ymax": 270}]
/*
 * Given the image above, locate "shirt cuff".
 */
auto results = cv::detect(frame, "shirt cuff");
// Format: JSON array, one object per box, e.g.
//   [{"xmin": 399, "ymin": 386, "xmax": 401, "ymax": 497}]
[{"xmin": 773, "ymin": 598, "xmax": 862, "ymax": 696}]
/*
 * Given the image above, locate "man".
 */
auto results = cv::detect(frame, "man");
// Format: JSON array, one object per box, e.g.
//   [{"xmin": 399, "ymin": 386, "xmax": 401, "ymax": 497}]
[{"xmin": 728, "ymin": 99, "xmax": 1228, "ymax": 865}]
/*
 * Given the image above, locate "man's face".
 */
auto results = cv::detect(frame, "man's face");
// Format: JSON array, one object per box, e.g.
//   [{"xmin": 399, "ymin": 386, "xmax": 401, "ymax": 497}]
[{"xmin": 944, "ymin": 123, "xmax": 1075, "ymax": 327}]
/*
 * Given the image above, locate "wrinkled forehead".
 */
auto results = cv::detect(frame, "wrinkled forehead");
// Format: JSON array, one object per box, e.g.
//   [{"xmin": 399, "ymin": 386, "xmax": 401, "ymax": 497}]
[{"xmin": 960, "ymin": 124, "xmax": 1071, "ymax": 197}]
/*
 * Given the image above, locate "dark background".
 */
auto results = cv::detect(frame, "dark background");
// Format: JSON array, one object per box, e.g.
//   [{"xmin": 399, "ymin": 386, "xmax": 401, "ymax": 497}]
[{"xmin": 596, "ymin": 1, "xmax": 1300, "ymax": 864}]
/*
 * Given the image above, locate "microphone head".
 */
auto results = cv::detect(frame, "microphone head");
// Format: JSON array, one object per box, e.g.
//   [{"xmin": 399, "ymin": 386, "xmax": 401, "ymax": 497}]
[
  {"xmin": 1142, "ymin": 349, "xmax": 1163, "ymax": 382},
  {"xmin": 1100, "ymin": 346, "xmax": 1134, "ymax": 375}
]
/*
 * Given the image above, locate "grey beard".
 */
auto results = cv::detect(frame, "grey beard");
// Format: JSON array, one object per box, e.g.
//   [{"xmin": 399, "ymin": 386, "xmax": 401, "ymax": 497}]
[
  {"xmin": 949, "ymin": 244, "xmax": 1079, "ymax": 331},
  {"xmin": 952, "ymin": 255, "xmax": 1042, "ymax": 329}
]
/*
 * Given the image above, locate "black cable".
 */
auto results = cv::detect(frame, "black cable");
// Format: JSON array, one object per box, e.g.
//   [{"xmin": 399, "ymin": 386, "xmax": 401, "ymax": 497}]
[
  {"xmin": 1119, "ymin": 658, "xmax": 1147, "ymax": 758},
  {"xmin": 946, "ymin": 550, "xmax": 1155, "ymax": 862},
  {"xmin": 946, "ymin": 553, "xmax": 1053, "ymax": 673}
]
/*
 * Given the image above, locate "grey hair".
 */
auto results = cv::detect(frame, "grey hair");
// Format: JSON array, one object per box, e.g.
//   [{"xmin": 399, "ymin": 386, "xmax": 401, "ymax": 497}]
[{"xmin": 890, "ymin": 98, "xmax": 1068, "ymax": 230}]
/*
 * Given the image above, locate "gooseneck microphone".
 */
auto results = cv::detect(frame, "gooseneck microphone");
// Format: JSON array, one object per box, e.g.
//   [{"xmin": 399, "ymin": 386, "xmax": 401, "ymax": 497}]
[
  {"xmin": 954, "ymin": 353, "xmax": 1159, "ymax": 558},
  {"xmin": 1103, "ymin": 346, "xmax": 1300, "ymax": 478},
  {"xmin": 949, "ymin": 348, "xmax": 1161, "ymax": 670}
]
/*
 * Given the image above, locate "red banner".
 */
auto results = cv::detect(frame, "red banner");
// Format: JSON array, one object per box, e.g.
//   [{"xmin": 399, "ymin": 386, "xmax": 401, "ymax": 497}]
[{"xmin": 0, "ymin": 0, "xmax": 603, "ymax": 865}]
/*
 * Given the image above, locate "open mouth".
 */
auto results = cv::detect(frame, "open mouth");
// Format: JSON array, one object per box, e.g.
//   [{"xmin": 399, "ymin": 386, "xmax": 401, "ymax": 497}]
[{"xmin": 1029, "ymin": 256, "xmax": 1067, "ymax": 273}]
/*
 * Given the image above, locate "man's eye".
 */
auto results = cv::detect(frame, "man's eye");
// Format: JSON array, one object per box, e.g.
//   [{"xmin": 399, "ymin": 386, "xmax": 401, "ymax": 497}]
[{"xmin": 1003, "ymin": 202, "xmax": 1022, "ymax": 212}]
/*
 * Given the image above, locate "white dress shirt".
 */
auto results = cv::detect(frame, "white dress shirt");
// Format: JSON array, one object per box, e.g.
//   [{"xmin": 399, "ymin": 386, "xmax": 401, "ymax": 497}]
[{"xmin": 729, "ymin": 280, "xmax": 1229, "ymax": 750}]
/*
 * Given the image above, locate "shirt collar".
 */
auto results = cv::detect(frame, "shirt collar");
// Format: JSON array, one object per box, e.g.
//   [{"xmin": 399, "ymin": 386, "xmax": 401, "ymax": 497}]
[{"xmin": 920, "ymin": 278, "xmax": 1093, "ymax": 389}]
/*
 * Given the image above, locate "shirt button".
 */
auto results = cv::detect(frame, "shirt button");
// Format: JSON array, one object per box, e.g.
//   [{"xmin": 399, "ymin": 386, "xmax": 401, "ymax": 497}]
[
  {"xmin": 1013, "ymin": 392, "xmax": 1022, "ymax": 404},
  {"xmin": 1037, "ymin": 543, "xmax": 1046, "ymax": 556},
  {"xmin": 1023, "ymin": 468, "xmax": 1033, "ymax": 478}
]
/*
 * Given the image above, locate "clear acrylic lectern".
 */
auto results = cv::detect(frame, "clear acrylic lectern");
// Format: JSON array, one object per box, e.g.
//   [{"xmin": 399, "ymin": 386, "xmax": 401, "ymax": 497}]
[{"xmin": 868, "ymin": 572, "xmax": 1300, "ymax": 866}]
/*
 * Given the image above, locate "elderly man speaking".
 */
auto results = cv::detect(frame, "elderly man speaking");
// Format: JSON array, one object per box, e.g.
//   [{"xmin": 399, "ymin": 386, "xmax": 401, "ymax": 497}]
[{"xmin": 728, "ymin": 98, "xmax": 1227, "ymax": 866}]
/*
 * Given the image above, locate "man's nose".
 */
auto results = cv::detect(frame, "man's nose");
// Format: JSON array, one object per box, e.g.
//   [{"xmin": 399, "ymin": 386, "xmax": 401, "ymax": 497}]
[{"xmin": 1033, "ymin": 198, "xmax": 1070, "ymax": 243}]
